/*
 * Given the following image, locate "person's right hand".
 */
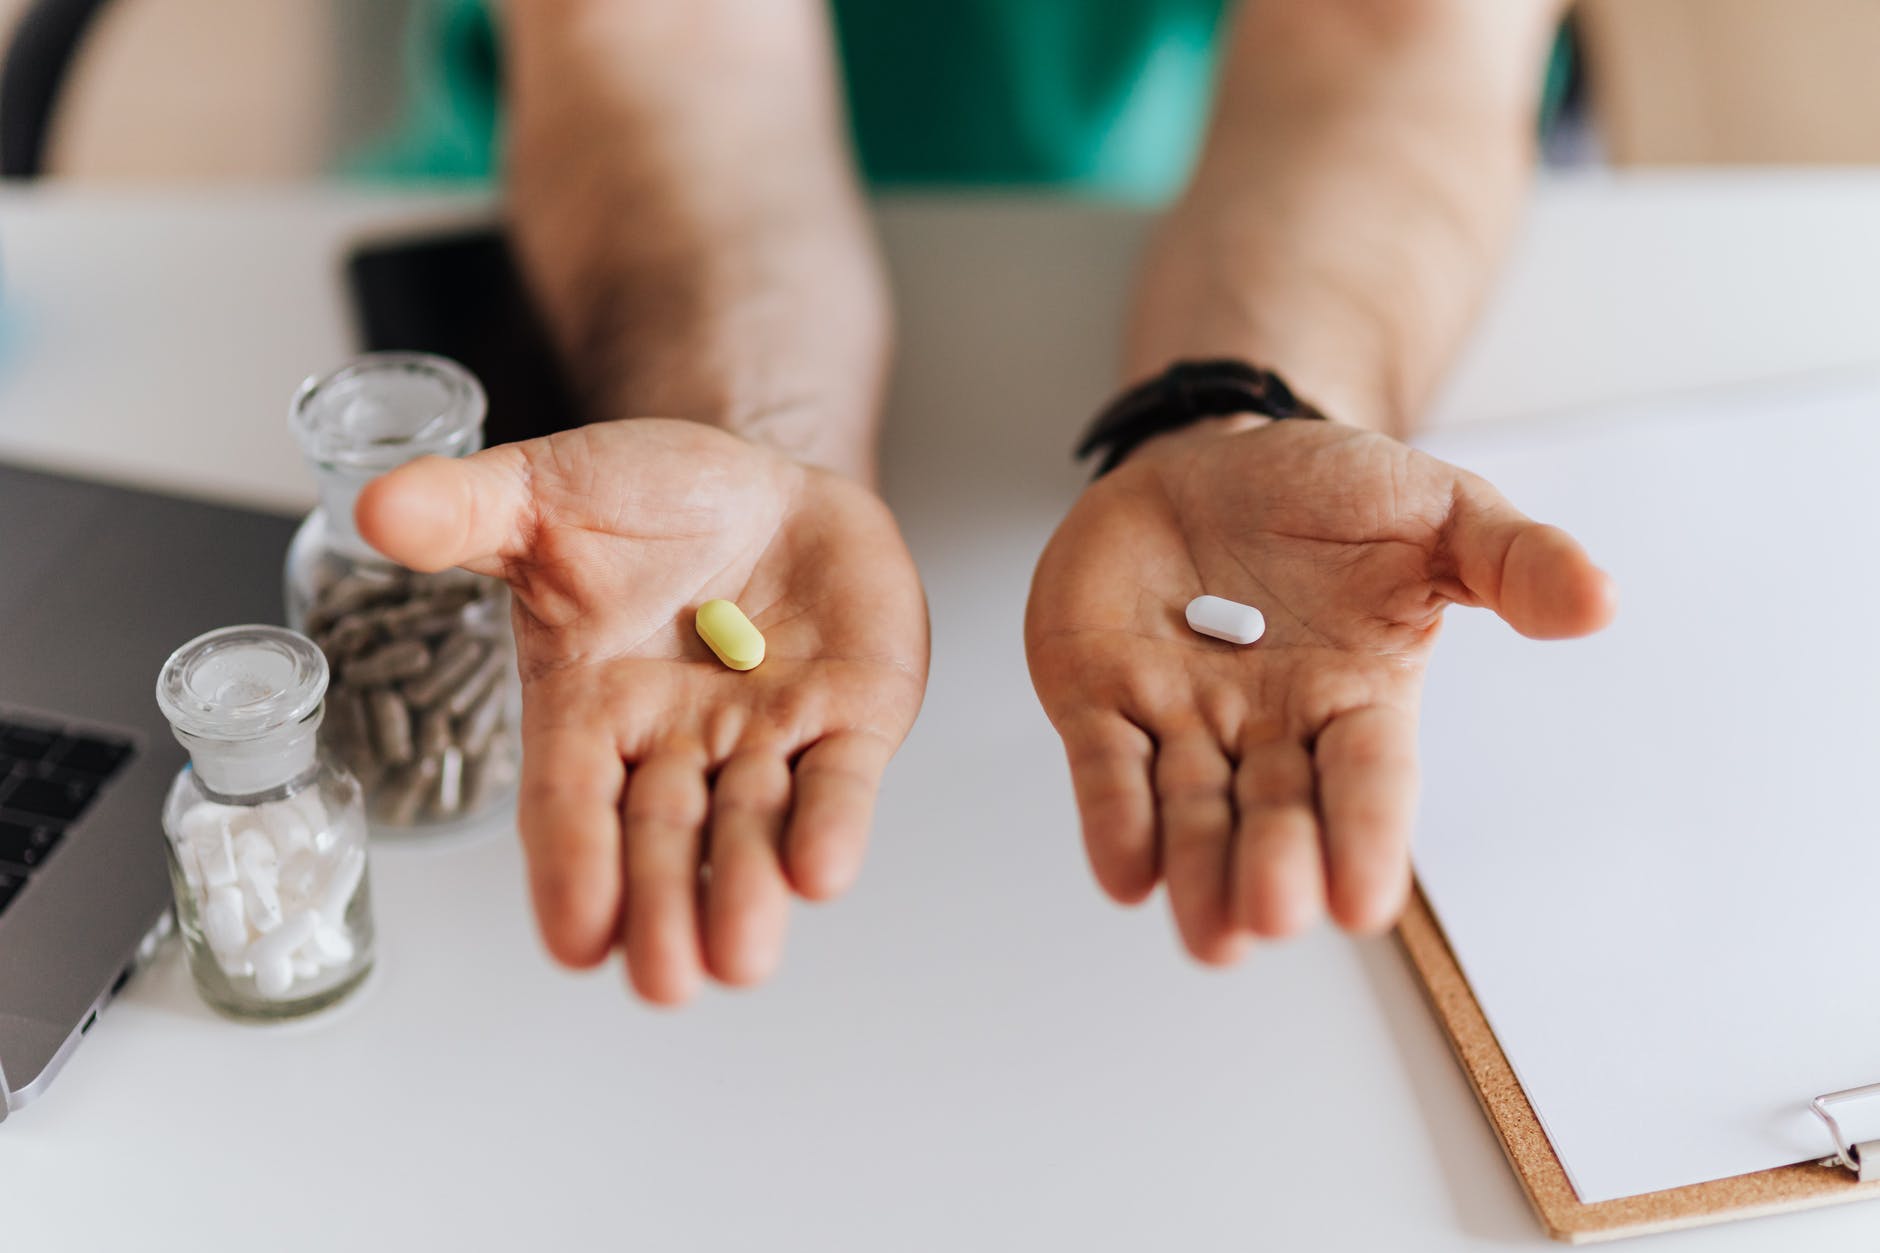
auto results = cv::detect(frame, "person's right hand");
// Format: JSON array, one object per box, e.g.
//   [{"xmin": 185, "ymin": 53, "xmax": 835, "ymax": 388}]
[{"xmin": 356, "ymin": 418, "xmax": 929, "ymax": 1005}]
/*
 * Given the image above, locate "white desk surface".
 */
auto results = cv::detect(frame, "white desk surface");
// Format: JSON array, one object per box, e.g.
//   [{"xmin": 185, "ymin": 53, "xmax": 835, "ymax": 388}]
[{"xmin": 3, "ymin": 173, "xmax": 1880, "ymax": 1251}]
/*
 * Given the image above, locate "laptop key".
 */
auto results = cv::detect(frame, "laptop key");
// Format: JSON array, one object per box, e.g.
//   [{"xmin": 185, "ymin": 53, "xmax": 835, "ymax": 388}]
[
  {"xmin": 53, "ymin": 734, "xmax": 135, "ymax": 780},
  {"xmin": 1, "ymin": 771, "xmax": 99, "ymax": 823},
  {"xmin": 0, "ymin": 820, "xmax": 60, "ymax": 869},
  {"xmin": 0, "ymin": 872, "xmax": 21, "ymax": 914},
  {"xmin": 0, "ymin": 721, "xmax": 60, "ymax": 763}
]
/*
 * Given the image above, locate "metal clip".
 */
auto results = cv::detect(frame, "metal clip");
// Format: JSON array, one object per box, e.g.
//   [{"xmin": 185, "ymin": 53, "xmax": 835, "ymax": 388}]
[{"xmin": 1811, "ymin": 1083, "xmax": 1880, "ymax": 1180}]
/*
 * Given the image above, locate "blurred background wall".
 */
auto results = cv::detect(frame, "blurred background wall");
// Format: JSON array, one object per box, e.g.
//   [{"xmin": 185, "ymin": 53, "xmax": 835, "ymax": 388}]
[
  {"xmin": 0, "ymin": 0, "xmax": 1876, "ymax": 178},
  {"xmin": 0, "ymin": 0, "xmax": 414, "ymax": 178},
  {"xmin": 1576, "ymin": 0, "xmax": 1880, "ymax": 163}
]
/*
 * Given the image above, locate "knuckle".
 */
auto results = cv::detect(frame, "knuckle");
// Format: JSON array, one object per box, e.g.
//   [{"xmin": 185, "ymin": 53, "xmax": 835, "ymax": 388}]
[
  {"xmin": 711, "ymin": 793, "xmax": 784, "ymax": 824},
  {"xmin": 797, "ymin": 760, "xmax": 877, "ymax": 794},
  {"xmin": 1157, "ymin": 778, "xmax": 1229, "ymax": 812},
  {"xmin": 623, "ymin": 800, "xmax": 704, "ymax": 830}
]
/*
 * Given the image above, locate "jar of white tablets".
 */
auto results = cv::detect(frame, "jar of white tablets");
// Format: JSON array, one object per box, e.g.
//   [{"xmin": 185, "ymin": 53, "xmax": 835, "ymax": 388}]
[
  {"xmin": 284, "ymin": 353, "xmax": 519, "ymax": 833},
  {"xmin": 156, "ymin": 625, "xmax": 375, "ymax": 1021}
]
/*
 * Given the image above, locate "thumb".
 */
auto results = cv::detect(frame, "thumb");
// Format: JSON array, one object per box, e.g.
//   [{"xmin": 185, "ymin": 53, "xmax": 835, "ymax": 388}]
[
  {"xmin": 1442, "ymin": 471, "xmax": 1617, "ymax": 640},
  {"xmin": 354, "ymin": 446, "xmax": 533, "ymax": 577}
]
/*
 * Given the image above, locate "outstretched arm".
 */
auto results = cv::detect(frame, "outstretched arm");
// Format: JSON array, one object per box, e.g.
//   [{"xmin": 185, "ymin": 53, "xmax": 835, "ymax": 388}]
[
  {"xmin": 357, "ymin": 2, "xmax": 928, "ymax": 1006},
  {"xmin": 503, "ymin": 0, "xmax": 890, "ymax": 479},
  {"xmin": 1130, "ymin": 0, "xmax": 1568, "ymax": 434},
  {"xmin": 1028, "ymin": 0, "xmax": 1611, "ymax": 963}
]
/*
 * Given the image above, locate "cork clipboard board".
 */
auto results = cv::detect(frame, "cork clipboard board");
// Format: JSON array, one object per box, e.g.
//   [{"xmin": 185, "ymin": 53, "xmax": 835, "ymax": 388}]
[{"xmin": 1396, "ymin": 885, "xmax": 1880, "ymax": 1243}]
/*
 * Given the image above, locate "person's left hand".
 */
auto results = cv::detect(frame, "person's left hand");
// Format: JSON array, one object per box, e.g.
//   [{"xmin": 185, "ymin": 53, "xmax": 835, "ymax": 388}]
[{"xmin": 1025, "ymin": 416, "xmax": 1615, "ymax": 963}]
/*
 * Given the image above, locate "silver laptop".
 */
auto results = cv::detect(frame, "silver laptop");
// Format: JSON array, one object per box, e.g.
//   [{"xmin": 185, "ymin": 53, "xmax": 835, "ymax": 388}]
[{"xmin": 0, "ymin": 459, "xmax": 295, "ymax": 1119}]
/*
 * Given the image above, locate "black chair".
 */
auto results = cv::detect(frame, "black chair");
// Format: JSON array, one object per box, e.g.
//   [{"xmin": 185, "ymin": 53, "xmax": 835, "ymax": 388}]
[{"xmin": 1, "ymin": 0, "xmax": 115, "ymax": 178}]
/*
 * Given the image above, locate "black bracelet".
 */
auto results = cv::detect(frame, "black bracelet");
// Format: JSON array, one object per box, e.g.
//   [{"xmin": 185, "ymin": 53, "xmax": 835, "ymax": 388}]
[{"xmin": 1075, "ymin": 359, "xmax": 1328, "ymax": 477}]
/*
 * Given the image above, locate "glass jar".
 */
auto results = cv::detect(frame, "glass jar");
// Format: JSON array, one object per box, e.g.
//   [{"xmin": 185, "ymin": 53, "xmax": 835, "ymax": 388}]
[
  {"xmin": 155, "ymin": 626, "xmax": 375, "ymax": 1021},
  {"xmin": 284, "ymin": 352, "xmax": 520, "ymax": 832}
]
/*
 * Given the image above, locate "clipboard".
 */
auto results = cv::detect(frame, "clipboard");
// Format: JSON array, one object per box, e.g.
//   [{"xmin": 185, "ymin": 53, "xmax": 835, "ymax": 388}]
[{"xmin": 1397, "ymin": 884, "xmax": 1880, "ymax": 1243}]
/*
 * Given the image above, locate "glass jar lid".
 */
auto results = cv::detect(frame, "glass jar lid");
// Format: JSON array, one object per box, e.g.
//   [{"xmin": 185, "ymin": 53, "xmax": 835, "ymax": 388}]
[
  {"xmin": 289, "ymin": 352, "xmax": 487, "ymax": 472},
  {"xmin": 157, "ymin": 626, "xmax": 328, "ymax": 743}
]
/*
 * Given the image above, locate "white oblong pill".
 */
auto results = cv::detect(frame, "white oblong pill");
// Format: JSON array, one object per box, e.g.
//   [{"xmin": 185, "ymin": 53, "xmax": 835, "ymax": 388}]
[
  {"xmin": 202, "ymin": 884, "xmax": 248, "ymax": 958},
  {"xmin": 177, "ymin": 843, "xmax": 203, "ymax": 892},
  {"xmin": 309, "ymin": 924, "xmax": 355, "ymax": 967},
  {"xmin": 234, "ymin": 830, "xmax": 278, "ymax": 880},
  {"xmin": 249, "ymin": 909, "xmax": 318, "ymax": 969},
  {"xmin": 193, "ymin": 830, "xmax": 239, "ymax": 890},
  {"xmin": 282, "ymin": 791, "xmax": 330, "ymax": 842},
  {"xmin": 316, "ymin": 847, "xmax": 367, "ymax": 928},
  {"xmin": 259, "ymin": 803, "xmax": 313, "ymax": 858},
  {"xmin": 277, "ymin": 850, "xmax": 321, "ymax": 910},
  {"xmin": 175, "ymin": 802, "xmax": 242, "ymax": 846},
  {"xmin": 1185, "ymin": 595, "xmax": 1265, "ymax": 646},
  {"xmin": 243, "ymin": 874, "xmax": 283, "ymax": 934},
  {"xmin": 252, "ymin": 955, "xmax": 294, "ymax": 999}
]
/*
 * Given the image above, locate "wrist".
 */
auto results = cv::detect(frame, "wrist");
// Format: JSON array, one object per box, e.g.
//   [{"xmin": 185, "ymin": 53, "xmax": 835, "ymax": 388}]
[
  {"xmin": 717, "ymin": 397, "xmax": 882, "ymax": 488},
  {"xmin": 559, "ymin": 245, "xmax": 889, "ymax": 485},
  {"xmin": 506, "ymin": 151, "xmax": 890, "ymax": 482},
  {"xmin": 1078, "ymin": 359, "xmax": 1322, "ymax": 477},
  {"xmin": 1125, "ymin": 412, "xmax": 1274, "ymax": 465},
  {"xmin": 603, "ymin": 383, "xmax": 881, "ymax": 487},
  {"xmin": 1125, "ymin": 204, "xmax": 1412, "ymax": 440}
]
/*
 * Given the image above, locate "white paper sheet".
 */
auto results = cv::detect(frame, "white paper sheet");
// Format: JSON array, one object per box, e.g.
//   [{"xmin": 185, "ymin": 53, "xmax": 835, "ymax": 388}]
[{"xmin": 1413, "ymin": 372, "xmax": 1880, "ymax": 1205}]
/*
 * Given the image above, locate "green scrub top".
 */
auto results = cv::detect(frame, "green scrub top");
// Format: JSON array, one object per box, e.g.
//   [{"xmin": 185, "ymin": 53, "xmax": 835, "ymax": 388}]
[{"xmin": 356, "ymin": 0, "xmax": 1569, "ymax": 202}]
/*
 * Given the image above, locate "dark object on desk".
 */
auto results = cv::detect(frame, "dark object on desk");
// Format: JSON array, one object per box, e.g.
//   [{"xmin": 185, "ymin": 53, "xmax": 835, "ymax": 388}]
[
  {"xmin": 346, "ymin": 227, "xmax": 583, "ymax": 446},
  {"xmin": 0, "ymin": 460, "xmax": 295, "ymax": 1122}
]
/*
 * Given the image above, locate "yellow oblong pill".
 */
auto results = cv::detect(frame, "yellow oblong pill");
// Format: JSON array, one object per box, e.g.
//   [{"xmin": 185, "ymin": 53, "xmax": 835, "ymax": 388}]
[{"xmin": 695, "ymin": 599, "xmax": 765, "ymax": 671}]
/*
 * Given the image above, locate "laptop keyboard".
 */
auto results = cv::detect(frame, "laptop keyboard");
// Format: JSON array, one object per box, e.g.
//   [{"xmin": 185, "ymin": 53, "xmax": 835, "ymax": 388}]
[{"xmin": 0, "ymin": 715, "xmax": 135, "ymax": 917}]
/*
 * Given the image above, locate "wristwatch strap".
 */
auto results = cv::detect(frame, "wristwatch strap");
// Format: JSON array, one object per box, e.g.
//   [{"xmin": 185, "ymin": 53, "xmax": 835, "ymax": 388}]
[{"xmin": 1076, "ymin": 358, "xmax": 1328, "ymax": 477}]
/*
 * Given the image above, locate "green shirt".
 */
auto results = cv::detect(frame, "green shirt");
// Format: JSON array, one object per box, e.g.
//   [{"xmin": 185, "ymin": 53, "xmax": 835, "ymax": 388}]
[
  {"xmin": 357, "ymin": 1, "xmax": 1566, "ymax": 201},
  {"xmin": 831, "ymin": 0, "xmax": 1226, "ymax": 197}
]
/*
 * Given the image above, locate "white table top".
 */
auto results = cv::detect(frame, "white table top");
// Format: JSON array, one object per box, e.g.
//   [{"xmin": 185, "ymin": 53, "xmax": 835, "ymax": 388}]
[{"xmin": 4, "ymin": 174, "xmax": 1880, "ymax": 1252}]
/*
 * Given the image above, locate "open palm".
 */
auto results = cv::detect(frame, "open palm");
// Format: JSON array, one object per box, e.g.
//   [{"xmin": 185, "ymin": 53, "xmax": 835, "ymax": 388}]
[
  {"xmin": 357, "ymin": 419, "xmax": 928, "ymax": 1003},
  {"xmin": 1026, "ymin": 417, "xmax": 1614, "ymax": 963}
]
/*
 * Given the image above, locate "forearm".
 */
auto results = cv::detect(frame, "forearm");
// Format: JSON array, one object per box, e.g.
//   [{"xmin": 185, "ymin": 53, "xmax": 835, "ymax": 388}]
[
  {"xmin": 502, "ymin": 1, "xmax": 888, "ymax": 481},
  {"xmin": 1128, "ymin": 0, "xmax": 1567, "ymax": 437}
]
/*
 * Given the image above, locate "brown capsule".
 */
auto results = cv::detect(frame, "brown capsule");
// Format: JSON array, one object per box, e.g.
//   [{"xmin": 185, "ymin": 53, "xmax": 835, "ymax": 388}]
[
  {"xmin": 372, "ymin": 600, "xmax": 444, "ymax": 634},
  {"xmin": 349, "ymin": 753, "xmax": 385, "ymax": 796},
  {"xmin": 346, "ymin": 640, "xmax": 433, "ymax": 686},
  {"xmin": 417, "ymin": 707, "xmax": 454, "ymax": 756},
  {"xmin": 309, "ymin": 569, "xmax": 406, "ymax": 633},
  {"xmin": 457, "ymin": 678, "xmax": 508, "ymax": 757},
  {"xmin": 405, "ymin": 608, "xmax": 473, "ymax": 640},
  {"xmin": 445, "ymin": 650, "xmax": 508, "ymax": 719},
  {"xmin": 429, "ymin": 747, "xmax": 465, "ymax": 817},
  {"xmin": 339, "ymin": 604, "xmax": 394, "ymax": 639},
  {"xmin": 367, "ymin": 689, "xmax": 414, "ymax": 765},
  {"xmin": 428, "ymin": 569, "xmax": 490, "ymax": 598},
  {"xmin": 377, "ymin": 756, "xmax": 438, "ymax": 826},
  {"xmin": 459, "ymin": 749, "xmax": 488, "ymax": 811},
  {"xmin": 409, "ymin": 580, "xmax": 483, "ymax": 615},
  {"xmin": 461, "ymin": 744, "xmax": 517, "ymax": 812},
  {"xmin": 401, "ymin": 634, "xmax": 487, "ymax": 710},
  {"xmin": 316, "ymin": 617, "xmax": 378, "ymax": 668},
  {"xmin": 342, "ymin": 597, "xmax": 438, "ymax": 643},
  {"xmin": 304, "ymin": 606, "xmax": 340, "ymax": 640},
  {"xmin": 321, "ymin": 688, "xmax": 367, "ymax": 754}
]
